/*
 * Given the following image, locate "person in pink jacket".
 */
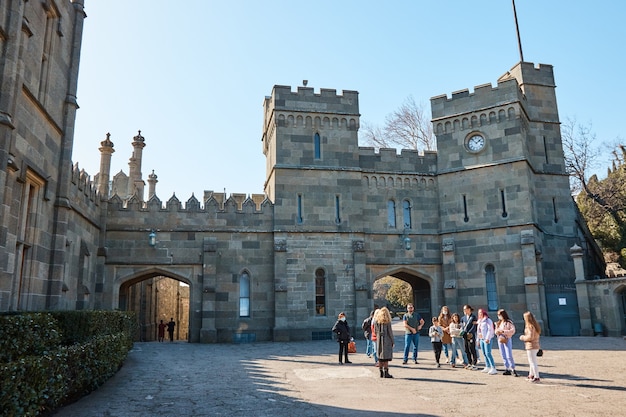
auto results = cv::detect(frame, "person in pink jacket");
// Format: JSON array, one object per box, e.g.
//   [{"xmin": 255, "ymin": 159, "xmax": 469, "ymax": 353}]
[
  {"xmin": 476, "ymin": 308, "xmax": 497, "ymax": 374},
  {"xmin": 495, "ymin": 309, "xmax": 518, "ymax": 376}
]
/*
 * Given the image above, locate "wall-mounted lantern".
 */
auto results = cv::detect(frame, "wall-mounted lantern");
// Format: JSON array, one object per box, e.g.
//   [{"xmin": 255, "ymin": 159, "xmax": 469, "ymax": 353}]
[
  {"xmin": 148, "ymin": 230, "xmax": 157, "ymax": 247},
  {"xmin": 402, "ymin": 229, "xmax": 412, "ymax": 250}
]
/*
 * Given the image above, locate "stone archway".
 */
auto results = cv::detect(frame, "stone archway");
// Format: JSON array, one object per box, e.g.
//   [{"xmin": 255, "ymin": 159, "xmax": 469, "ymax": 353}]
[
  {"xmin": 118, "ymin": 268, "xmax": 191, "ymax": 342},
  {"xmin": 373, "ymin": 268, "xmax": 434, "ymax": 335}
]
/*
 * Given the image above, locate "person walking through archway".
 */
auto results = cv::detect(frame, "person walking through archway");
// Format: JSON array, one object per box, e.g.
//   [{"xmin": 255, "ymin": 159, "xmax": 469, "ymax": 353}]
[
  {"xmin": 157, "ymin": 320, "xmax": 166, "ymax": 342},
  {"xmin": 167, "ymin": 318, "xmax": 176, "ymax": 342}
]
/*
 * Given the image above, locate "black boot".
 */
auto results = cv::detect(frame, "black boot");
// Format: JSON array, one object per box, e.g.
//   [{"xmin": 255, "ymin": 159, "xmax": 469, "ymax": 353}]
[
  {"xmin": 513, "ymin": 370, "xmax": 519, "ymax": 377},
  {"xmin": 379, "ymin": 367, "xmax": 384, "ymax": 378},
  {"xmin": 384, "ymin": 368, "xmax": 393, "ymax": 378}
]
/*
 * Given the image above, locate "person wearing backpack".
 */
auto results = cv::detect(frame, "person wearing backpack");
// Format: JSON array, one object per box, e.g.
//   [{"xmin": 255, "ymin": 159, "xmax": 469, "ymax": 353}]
[{"xmin": 362, "ymin": 310, "xmax": 374, "ymax": 358}]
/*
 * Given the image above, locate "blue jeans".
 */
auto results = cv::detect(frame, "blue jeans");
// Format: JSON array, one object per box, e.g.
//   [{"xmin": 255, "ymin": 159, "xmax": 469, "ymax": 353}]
[
  {"xmin": 451, "ymin": 337, "xmax": 468, "ymax": 365},
  {"xmin": 404, "ymin": 333, "xmax": 420, "ymax": 361},
  {"xmin": 498, "ymin": 338, "xmax": 515, "ymax": 370},
  {"xmin": 365, "ymin": 337, "xmax": 374, "ymax": 356},
  {"xmin": 480, "ymin": 339, "xmax": 496, "ymax": 368}
]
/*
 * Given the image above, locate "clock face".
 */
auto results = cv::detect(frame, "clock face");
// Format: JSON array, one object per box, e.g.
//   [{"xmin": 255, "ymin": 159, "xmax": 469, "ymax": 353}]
[{"xmin": 467, "ymin": 134, "xmax": 485, "ymax": 152}]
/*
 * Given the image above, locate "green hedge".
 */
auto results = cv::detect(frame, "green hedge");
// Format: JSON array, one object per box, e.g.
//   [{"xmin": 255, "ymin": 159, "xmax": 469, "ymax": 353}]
[{"xmin": 0, "ymin": 311, "xmax": 136, "ymax": 417}]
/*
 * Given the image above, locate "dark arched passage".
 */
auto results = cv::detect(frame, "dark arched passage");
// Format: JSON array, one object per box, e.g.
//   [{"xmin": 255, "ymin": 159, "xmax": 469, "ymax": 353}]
[{"xmin": 119, "ymin": 270, "xmax": 191, "ymax": 342}]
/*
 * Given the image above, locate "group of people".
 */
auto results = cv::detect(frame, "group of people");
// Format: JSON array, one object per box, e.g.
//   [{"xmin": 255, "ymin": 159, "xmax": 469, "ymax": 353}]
[
  {"xmin": 157, "ymin": 318, "xmax": 176, "ymax": 342},
  {"xmin": 333, "ymin": 307, "xmax": 396, "ymax": 378},
  {"xmin": 332, "ymin": 303, "xmax": 543, "ymax": 383}
]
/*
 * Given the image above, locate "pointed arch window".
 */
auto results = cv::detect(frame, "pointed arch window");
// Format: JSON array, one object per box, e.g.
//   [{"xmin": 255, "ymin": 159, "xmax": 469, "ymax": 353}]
[
  {"xmin": 239, "ymin": 271, "xmax": 250, "ymax": 317},
  {"xmin": 387, "ymin": 200, "xmax": 396, "ymax": 228},
  {"xmin": 314, "ymin": 133, "xmax": 321, "ymax": 159},
  {"xmin": 315, "ymin": 268, "xmax": 326, "ymax": 315},
  {"xmin": 402, "ymin": 200, "xmax": 412, "ymax": 229},
  {"xmin": 485, "ymin": 264, "xmax": 498, "ymax": 311}
]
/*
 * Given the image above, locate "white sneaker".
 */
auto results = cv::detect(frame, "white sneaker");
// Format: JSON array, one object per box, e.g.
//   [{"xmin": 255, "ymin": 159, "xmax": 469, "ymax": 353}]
[
  {"xmin": 488, "ymin": 368, "xmax": 497, "ymax": 375},
  {"xmin": 481, "ymin": 367, "xmax": 490, "ymax": 373}
]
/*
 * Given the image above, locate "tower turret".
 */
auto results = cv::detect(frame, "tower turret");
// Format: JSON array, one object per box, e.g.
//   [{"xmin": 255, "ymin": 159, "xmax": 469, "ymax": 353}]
[
  {"xmin": 97, "ymin": 132, "xmax": 114, "ymax": 198},
  {"xmin": 147, "ymin": 169, "xmax": 158, "ymax": 200},
  {"xmin": 127, "ymin": 130, "xmax": 146, "ymax": 201}
]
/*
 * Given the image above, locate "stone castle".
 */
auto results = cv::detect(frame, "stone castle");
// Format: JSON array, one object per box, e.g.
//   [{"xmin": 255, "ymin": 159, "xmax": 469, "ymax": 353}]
[{"xmin": 2, "ymin": 1, "xmax": 625, "ymax": 341}]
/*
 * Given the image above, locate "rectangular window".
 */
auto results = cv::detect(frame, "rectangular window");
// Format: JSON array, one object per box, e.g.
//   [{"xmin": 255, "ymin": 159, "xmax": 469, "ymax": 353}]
[
  {"xmin": 387, "ymin": 200, "xmax": 396, "ymax": 228},
  {"xmin": 485, "ymin": 265, "xmax": 498, "ymax": 311},
  {"xmin": 15, "ymin": 171, "xmax": 45, "ymax": 310},
  {"xmin": 239, "ymin": 273, "xmax": 250, "ymax": 317},
  {"xmin": 335, "ymin": 195, "xmax": 341, "ymax": 224}
]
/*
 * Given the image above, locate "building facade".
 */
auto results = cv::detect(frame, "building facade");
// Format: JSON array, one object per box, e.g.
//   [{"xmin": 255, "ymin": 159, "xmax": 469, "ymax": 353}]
[{"xmin": 2, "ymin": 1, "xmax": 625, "ymax": 341}]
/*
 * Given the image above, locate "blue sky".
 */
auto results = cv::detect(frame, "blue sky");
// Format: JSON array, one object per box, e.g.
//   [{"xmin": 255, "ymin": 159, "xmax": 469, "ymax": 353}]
[{"xmin": 72, "ymin": 1, "xmax": 625, "ymax": 201}]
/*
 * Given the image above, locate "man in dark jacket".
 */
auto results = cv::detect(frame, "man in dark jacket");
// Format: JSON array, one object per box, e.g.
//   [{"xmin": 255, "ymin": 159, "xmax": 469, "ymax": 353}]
[{"xmin": 461, "ymin": 305, "xmax": 478, "ymax": 369}]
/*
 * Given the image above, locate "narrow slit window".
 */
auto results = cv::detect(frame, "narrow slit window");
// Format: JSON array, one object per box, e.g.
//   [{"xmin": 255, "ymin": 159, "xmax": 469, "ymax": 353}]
[
  {"xmin": 402, "ymin": 200, "xmax": 412, "ymax": 229},
  {"xmin": 553, "ymin": 197, "xmax": 559, "ymax": 223},
  {"xmin": 387, "ymin": 200, "xmax": 396, "ymax": 228},
  {"xmin": 239, "ymin": 272, "xmax": 250, "ymax": 317},
  {"xmin": 543, "ymin": 136, "xmax": 549, "ymax": 164},
  {"xmin": 485, "ymin": 264, "xmax": 498, "ymax": 311},
  {"xmin": 314, "ymin": 133, "xmax": 321, "ymax": 159},
  {"xmin": 315, "ymin": 269, "xmax": 326, "ymax": 316},
  {"xmin": 500, "ymin": 189, "xmax": 508, "ymax": 218},
  {"xmin": 335, "ymin": 195, "xmax": 341, "ymax": 224},
  {"xmin": 463, "ymin": 195, "xmax": 469, "ymax": 223},
  {"xmin": 297, "ymin": 194, "xmax": 303, "ymax": 224}
]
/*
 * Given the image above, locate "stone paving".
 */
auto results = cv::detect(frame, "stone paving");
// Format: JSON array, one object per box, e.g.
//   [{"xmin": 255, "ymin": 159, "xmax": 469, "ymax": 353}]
[{"xmin": 51, "ymin": 321, "xmax": 626, "ymax": 417}]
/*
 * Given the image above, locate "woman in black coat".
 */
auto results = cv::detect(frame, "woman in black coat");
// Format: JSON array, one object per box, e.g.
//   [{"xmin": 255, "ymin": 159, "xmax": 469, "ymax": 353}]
[{"xmin": 332, "ymin": 312, "xmax": 352, "ymax": 364}]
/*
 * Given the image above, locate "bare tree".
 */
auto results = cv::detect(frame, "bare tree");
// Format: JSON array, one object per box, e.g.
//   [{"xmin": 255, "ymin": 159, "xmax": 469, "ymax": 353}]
[
  {"xmin": 361, "ymin": 96, "xmax": 436, "ymax": 152},
  {"xmin": 561, "ymin": 117, "xmax": 600, "ymax": 194}
]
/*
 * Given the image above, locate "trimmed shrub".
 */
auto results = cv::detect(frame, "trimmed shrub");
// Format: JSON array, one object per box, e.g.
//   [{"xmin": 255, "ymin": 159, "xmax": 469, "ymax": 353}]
[{"xmin": 0, "ymin": 311, "xmax": 136, "ymax": 416}]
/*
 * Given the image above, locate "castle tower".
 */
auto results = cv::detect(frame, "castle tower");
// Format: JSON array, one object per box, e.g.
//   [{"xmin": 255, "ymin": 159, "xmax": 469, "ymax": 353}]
[
  {"xmin": 127, "ymin": 130, "xmax": 146, "ymax": 201},
  {"xmin": 97, "ymin": 133, "xmax": 115, "ymax": 198},
  {"xmin": 261, "ymin": 85, "xmax": 362, "ymax": 339},
  {"xmin": 431, "ymin": 61, "xmax": 579, "ymax": 333},
  {"xmin": 261, "ymin": 85, "xmax": 360, "ymax": 225}
]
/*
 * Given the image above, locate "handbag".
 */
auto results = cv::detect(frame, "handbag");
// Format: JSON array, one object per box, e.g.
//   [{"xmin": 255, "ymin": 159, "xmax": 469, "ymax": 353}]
[
  {"xmin": 348, "ymin": 340, "xmax": 356, "ymax": 353},
  {"xmin": 536, "ymin": 348, "xmax": 543, "ymax": 357},
  {"xmin": 498, "ymin": 334, "xmax": 508, "ymax": 344}
]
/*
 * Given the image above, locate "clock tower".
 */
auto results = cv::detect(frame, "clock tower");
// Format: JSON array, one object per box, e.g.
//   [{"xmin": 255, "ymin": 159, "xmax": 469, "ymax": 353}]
[{"xmin": 431, "ymin": 62, "xmax": 579, "ymax": 328}]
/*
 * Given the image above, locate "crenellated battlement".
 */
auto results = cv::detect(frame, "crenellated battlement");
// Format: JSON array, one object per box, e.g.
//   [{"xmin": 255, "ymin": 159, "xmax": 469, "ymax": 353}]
[
  {"xmin": 431, "ymin": 77, "xmax": 523, "ymax": 120},
  {"xmin": 107, "ymin": 192, "xmax": 271, "ymax": 213},
  {"xmin": 264, "ymin": 85, "xmax": 359, "ymax": 129},
  {"xmin": 358, "ymin": 146, "xmax": 437, "ymax": 174},
  {"xmin": 498, "ymin": 62, "xmax": 555, "ymax": 88}
]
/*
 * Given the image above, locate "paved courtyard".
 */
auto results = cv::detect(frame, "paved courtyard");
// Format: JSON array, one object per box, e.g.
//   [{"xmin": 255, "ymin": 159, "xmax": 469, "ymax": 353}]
[{"xmin": 52, "ymin": 321, "xmax": 626, "ymax": 417}]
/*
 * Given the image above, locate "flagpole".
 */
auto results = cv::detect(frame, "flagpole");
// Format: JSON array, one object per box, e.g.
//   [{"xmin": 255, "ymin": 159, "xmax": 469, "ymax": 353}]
[{"xmin": 512, "ymin": 0, "xmax": 524, "ymax": 62}]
